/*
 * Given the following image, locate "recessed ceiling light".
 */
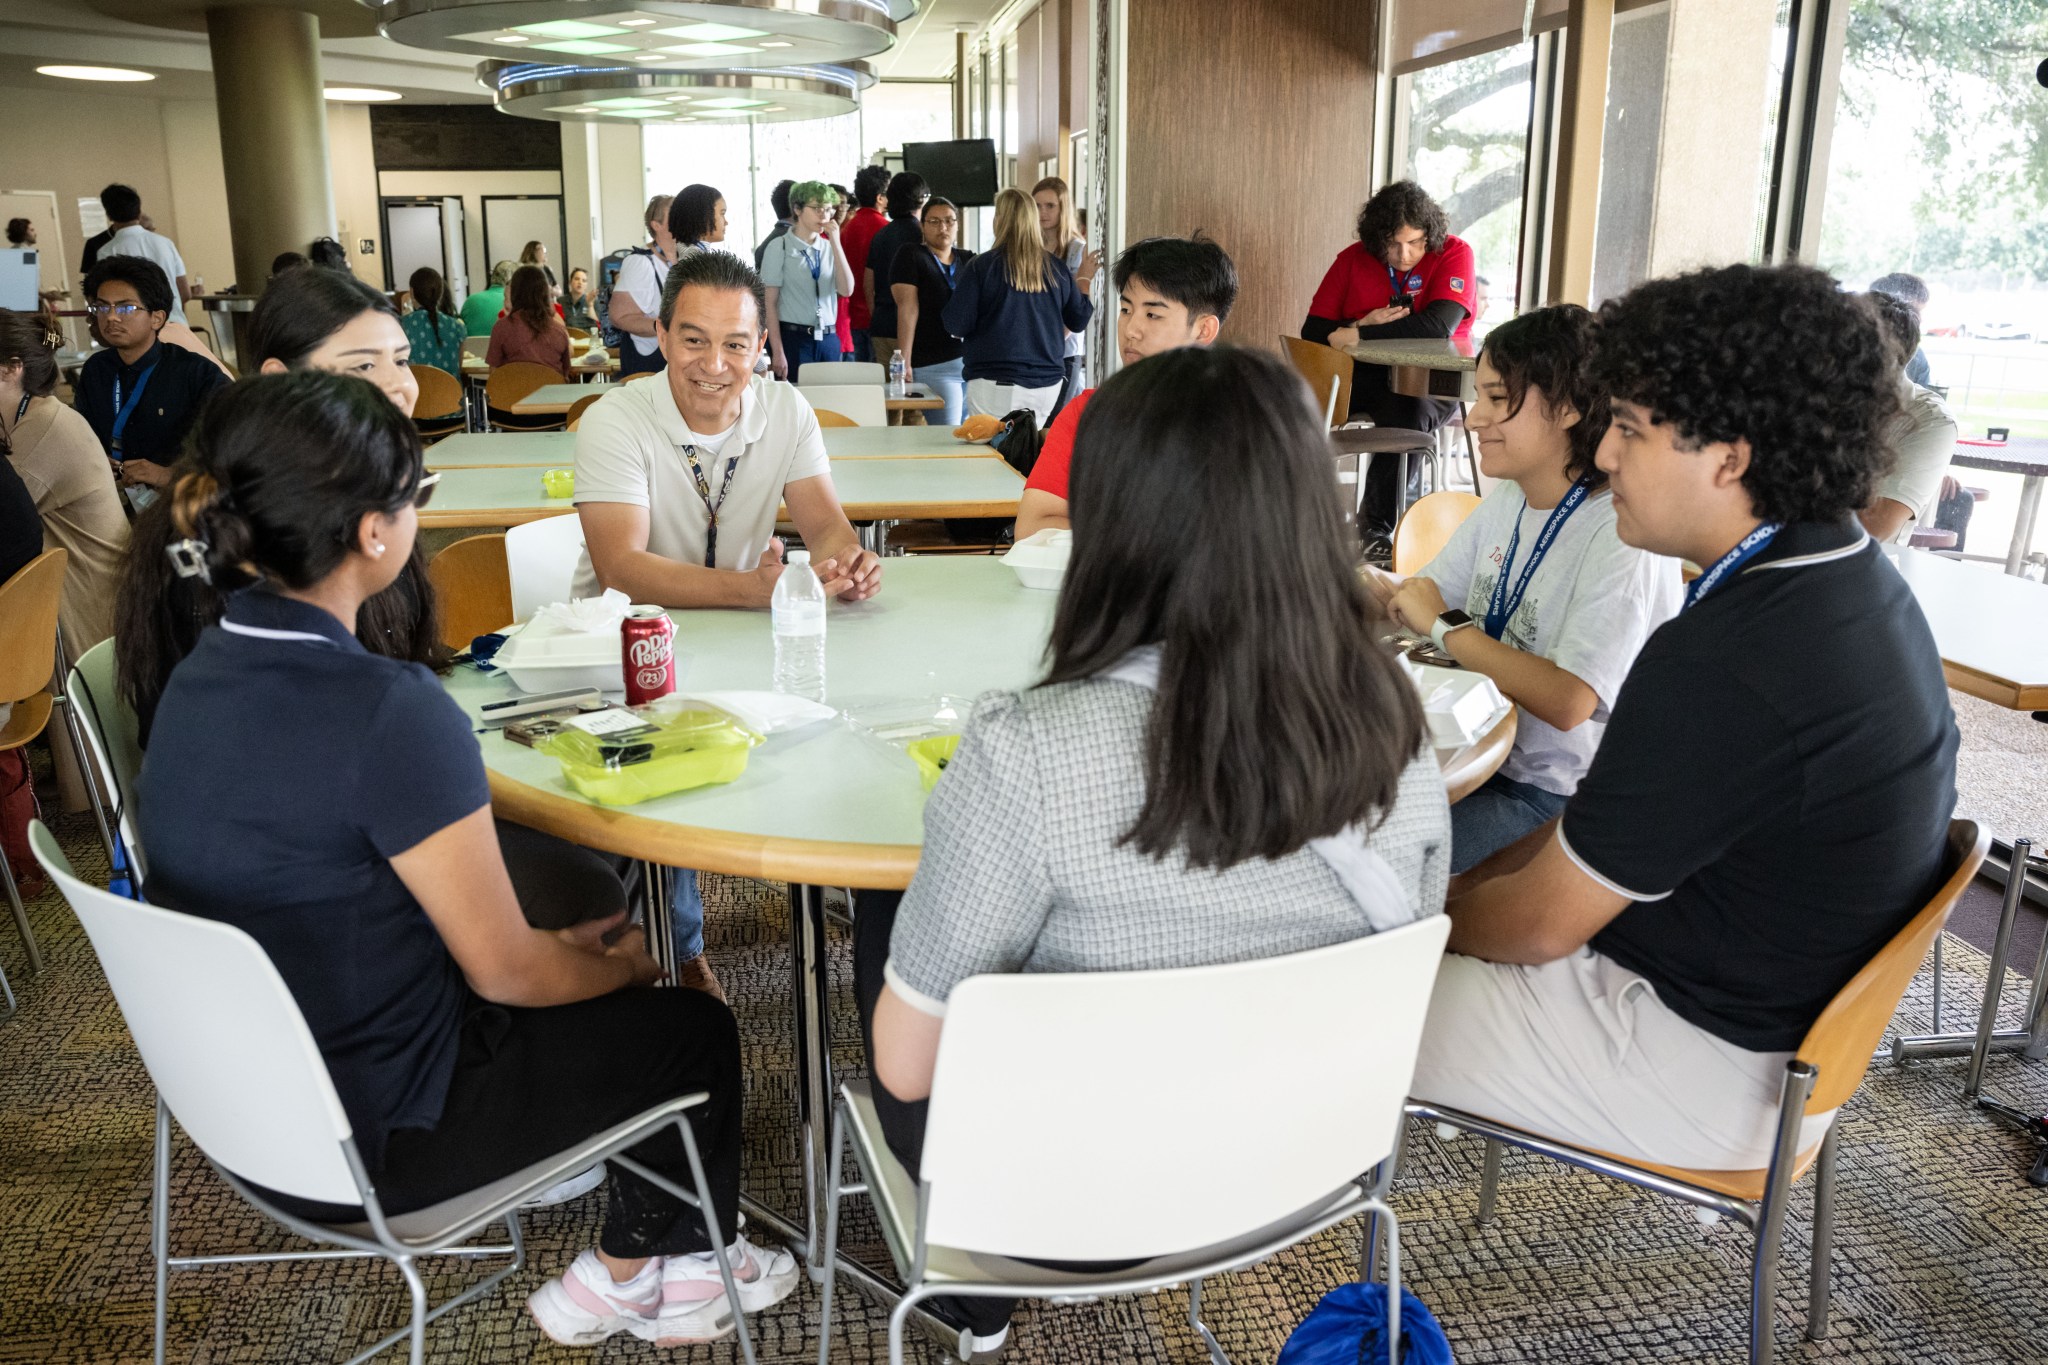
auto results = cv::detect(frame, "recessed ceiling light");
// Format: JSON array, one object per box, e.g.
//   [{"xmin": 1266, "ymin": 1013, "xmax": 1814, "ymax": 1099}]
[
  {"xmin": 663, "ymin": 42, "xmax": 759, "ymax": 57},
  {"xmin": 325, "ymin": 87, "xmax": 402, "ymax": 101},
  {"xmin": 514, "ymin": 19, "xmax": 627, "ymax": 38},
  {"xmin": 760, "ymin": 41, "xmax": 794, "ymax": 48},
  {"xmin": 37, "ymin": 64, "xmax": 154, "ymax": 82},
  {"xmin": 534, "ymin": 39, "xmax": 636, "ymax": 54},
  {"xmin": 658, "ymin": 22, "xmax": 767, "ymax": 40},
  {"xmin": 493, "ymin": 34, "xmax": 529, "ymax": 43},
  {"xmin": 632, "ymin": 53, "xmax": 666, "ymax": 61},
  {"xmin": 697, "ymin": 96, "xmax": 769, "ymax": 109},
  {"xmin": 618, "ymin": 17, "xmax": 659, "ymax": 26}
]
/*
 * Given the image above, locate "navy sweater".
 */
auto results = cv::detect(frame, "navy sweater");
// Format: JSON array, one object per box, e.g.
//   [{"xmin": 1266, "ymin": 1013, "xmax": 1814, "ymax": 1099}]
[{"xmin": 941, "ymin": 250, "xmax": 1092, "ymax": 388}]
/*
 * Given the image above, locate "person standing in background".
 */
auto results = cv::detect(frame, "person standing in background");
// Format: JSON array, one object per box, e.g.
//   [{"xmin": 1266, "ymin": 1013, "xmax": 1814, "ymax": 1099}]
[
  {"xmin": 1870, "ymin": 271, "xmax": 1935, "ymax": 388},
  {"xmin": 609, "ymin": 194, "xmax": 679, "ymax": 379},
  {"xmin": 1032, "ymin": 177, "xmax": 1101, "ymax": 418},
  {"xmin": 309, "ymin": 237, "xmax": 352, "ymax": 274},
  {"xmin": 401, "ymin": 267, "xmax": 467, "ymax": 376},
  {"xmin": 521, "ymin": 240, "xmax": 559, "ymax": 300},
  {"xmin": 887, "ymin": 197, "xmax": 973, "ymax": 428},
  {"xmin": 6, "ymin": 219, "xmax": 32, "ymax": 247},
  {"xmin": 864, "ymin": 172, "xmax": 930, "ymax": 380},
  {"xmin": 943, "ymin": 187, "xmax": 1096, "ymax": 427},
  {"xmin": 95, "ymin": 183, "xmax": 193, "ymax": 301},
  {"xmin": 839, "ymin": 165, "xmax": 892, "ymax": 363},
  {"xmin": 753, "ymin": 180, "xmax": 795, "ymax": 270},
  {"xmin": 668, "ymin": 184, "xmax": 728, "ymax": 257},
  {"xmin": 827, "ymin": 187, "xmax": 858, "ymax": 361},
  {"xmin": 562, "ymin": 267, "xmax": 597, "ymax": 332},
  {"xmin": 760, "ymin": 182, "xmax": 852, "ymax": 383}
]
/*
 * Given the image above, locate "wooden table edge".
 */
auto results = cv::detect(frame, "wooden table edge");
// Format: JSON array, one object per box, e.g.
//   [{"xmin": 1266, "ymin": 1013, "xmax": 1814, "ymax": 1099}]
[
  {"xmin": 420, "ymin": 505, "xmax": 573, "ymax": 528},
  {"xmin": 1942, "ymin": 661, "xmax": 2046, "ymax": 712},
  {"xmin": 1440, "ymin": 706, "xmax": 1518, "ymax": 804}
]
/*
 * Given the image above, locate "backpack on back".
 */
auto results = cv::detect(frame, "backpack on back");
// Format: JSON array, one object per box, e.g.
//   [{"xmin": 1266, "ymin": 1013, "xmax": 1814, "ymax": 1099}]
[
  {"xmin": 1275, "ymin": 1284, "xmax": 1454, "ymax": 1365},
  {"xmin": 595, "ymin": 245, "xmax": 650, "ymax": 350}
]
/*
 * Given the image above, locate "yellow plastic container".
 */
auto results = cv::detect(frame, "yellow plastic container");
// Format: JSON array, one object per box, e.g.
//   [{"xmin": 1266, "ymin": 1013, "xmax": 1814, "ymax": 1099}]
[
  {"xmin": 542, "ymin": 468, "xmax": 575, "ymax": 499},
  {"xmin": 905, "ymin": 734, "xmax": 961, "ymax": 791},
  {"xmin": 543, "ymin": 705, "xmax": 761, "ymax": 806}
]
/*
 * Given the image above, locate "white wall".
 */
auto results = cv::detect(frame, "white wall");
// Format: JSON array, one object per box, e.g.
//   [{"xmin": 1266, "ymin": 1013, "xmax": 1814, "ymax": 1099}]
[
  {"xmin": 560, "ymin": 122, "xmax": 603, "ymax": 277},
  {"xmin": 328, "ymin": 102, "xmax": 386, "ymax": 287},
  {"xmin": 595, "ymin": 123, "xmax": 649, "ymax": 255}
]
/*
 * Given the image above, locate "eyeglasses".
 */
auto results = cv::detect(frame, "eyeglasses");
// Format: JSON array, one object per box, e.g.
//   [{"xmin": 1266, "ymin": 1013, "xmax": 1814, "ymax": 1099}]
[
  {"xmin": 87, "ymin": 301, "xmax": 147, "ymax": 319},
  {"xmin": 412, "ymin": 470, "xmax": 441, "ymax": 510}
]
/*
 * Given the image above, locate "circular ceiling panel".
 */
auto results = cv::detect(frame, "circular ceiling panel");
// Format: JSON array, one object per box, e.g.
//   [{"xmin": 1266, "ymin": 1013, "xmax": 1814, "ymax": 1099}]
[
  {"xmin": 369, "ymin": 0, "xmax": 903, "ymax": 71},
  {"xmin": 482, "ymin": 57, "xmax": 872, "ymax": 124}
]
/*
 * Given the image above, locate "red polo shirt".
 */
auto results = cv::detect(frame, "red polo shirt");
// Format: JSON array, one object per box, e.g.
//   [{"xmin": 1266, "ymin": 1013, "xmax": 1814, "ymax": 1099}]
[
  {"xmin": 1023, "ymin": 387, "xmax": 1096, "ymax": 501},
  {"xmin": 1308, "ymin": 235, "xmax": 1478, "ymax": 339},
  {"xmin": 839, "ymin": 206, "xmax": 891, "ymax": 330}
]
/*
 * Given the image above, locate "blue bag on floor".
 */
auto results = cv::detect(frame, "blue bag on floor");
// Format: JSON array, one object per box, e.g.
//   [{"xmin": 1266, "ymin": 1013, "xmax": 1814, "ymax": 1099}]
[{"xmin": 1275, "ymin": 1284, "xmax": 1453, "ymax": 1365}]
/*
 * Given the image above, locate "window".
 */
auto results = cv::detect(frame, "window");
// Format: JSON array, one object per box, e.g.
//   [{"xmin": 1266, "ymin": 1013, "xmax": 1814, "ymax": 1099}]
[{"xmin": 1401, "ymin": 41, "xmax": 1535, "ymax": 321}]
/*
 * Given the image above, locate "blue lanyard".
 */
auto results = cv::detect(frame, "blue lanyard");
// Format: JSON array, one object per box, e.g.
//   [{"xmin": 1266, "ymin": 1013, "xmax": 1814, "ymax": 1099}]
[
  {"xmin": 932, "ymin": 248, "xmax": 956, "ymax": 288},
  {"xmin": 110, "ymin": 361, "xmax": 159, "ymax": 454},
  {"xmin": 1482, "ymin": 477, "xmax": 1594, "ymax": 640},
  {"xmin": 1386, "ymin": 263, "xmax": 1404, "ymax": 300},
  {"xmin": 1683, "ymin": 522, "xmax": 1781, "ymax": 611}
]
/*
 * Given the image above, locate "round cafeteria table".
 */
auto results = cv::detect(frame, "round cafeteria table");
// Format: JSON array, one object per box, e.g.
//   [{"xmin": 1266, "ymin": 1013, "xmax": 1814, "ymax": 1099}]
[{"xmin": 437, "ymin": 557, "xmax": 1514, "ymax": 1305}]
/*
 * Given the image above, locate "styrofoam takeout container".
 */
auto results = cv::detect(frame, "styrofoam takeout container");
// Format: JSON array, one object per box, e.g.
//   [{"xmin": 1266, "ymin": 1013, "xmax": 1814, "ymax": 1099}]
[
  {"xmin": 1002, "ymin": 528, "xmax": 1071, "ymax": 591},
  {"xmin": 1407, "ymin": 661, "xmax": 1509, "ymax": 748}
]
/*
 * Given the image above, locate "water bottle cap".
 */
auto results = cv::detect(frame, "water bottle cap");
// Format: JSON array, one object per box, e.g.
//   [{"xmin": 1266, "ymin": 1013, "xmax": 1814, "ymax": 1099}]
[{"xmin": 787, "ymin": 549, "xmax": 810, "ymax": 565}]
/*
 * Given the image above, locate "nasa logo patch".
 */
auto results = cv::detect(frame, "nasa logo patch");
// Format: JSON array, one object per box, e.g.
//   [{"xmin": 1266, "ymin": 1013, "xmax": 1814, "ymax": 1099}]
[{"xmin": 1407, "ymin": 273, "xmax": 1424, "ymax": 291}]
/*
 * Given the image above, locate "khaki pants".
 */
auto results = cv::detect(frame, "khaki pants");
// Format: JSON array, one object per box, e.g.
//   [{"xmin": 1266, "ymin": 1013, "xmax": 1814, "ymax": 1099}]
[{"xmin": 1412, "ymin": 947, "xmax": 1836, "ymax": 1170}]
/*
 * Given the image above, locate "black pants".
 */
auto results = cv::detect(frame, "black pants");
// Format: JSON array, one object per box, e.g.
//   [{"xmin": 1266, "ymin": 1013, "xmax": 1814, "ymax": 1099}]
[
  {"xmin": 1048, "ymin": 355, "xmax": 1086, "ymax": 421},
  {"xmin": 1350, "ymin": 363, "xmax": 1455, "ymax": 535},
  {"xmin": 496, "ymin": 817, "xmax": 629, "ymax": 931},
  {"xmin": 264, "ymin": 988, "xmax": 744, "ymax": 1258},
  {"xmin": 618, "ymin": 340, "xmax": 666, "ymax": 377}
]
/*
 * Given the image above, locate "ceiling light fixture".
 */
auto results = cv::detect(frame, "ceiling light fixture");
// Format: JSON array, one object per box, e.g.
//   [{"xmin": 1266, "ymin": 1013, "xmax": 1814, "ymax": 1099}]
[
  {"xmin": 325, "ymin": 86, "xmax": 404, "ymax": 101},
  {"xmin": 487, "ymin": 58, "xmax": 872, "ymax": 125},
  {"xmin": 36, "ymin": 64, "xmax": 154, "ymax": 82},
  {"xmin": 367, "ymin": 0, "xmax": 909, "ymax": 71}
]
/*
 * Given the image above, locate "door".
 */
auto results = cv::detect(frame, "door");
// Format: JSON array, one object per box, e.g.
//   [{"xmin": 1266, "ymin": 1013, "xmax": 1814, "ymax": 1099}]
[
  {"xmin": 0, "ymin": 190, "xmax": 68, "ymax": 297},
  {"xmin": 440, "ymin": 197, "xmax": 468, "ymax": 304},
  {"xmin": 381, "ymin": 197, "xmax": 449, "ymax": 294},
  {"xmin": 482, "ymin": 195, "xmax": 568, "ymax": 297}
]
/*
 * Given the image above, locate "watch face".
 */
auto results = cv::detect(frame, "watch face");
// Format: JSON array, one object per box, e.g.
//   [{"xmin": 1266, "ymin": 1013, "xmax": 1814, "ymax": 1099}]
[{"xmin": 1439, "ymin": 610, "xmax": 1474, "ymax": 628}]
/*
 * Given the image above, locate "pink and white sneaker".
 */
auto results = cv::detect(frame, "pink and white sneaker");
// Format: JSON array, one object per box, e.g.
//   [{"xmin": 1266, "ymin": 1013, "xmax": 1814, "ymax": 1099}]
[
  {"xmin": 527, "ymin": 1250, "xmax": 663, "ymax": 1346},
  {"xmin": 655, "ymin": 1235, "xmax": 800, "ymax": 1345}
]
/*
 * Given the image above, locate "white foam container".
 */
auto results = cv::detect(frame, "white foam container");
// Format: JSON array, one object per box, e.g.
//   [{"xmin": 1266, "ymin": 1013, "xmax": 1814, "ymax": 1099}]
[
  {"xmin": 494, "ymin": 614, "xmax": 627, "ymax": 694},
  {"xmin": 1002, "ymin": 528, "xmax": 1071, "ymax": 591},
  {"xmin": 1408, "ymin": 661, "xmax": 1510, "ymax": 748}
]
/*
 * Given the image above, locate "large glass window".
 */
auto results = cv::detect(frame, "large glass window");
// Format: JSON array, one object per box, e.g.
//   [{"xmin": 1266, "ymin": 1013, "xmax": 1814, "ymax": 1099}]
[
  {"xmin": 645, "ymin": 113, "xmax": 860, "ymax": 260},
  {"xmin": 1401, "ymin": 41, "xmax": 1534, "ymax": 322},
  {"xmin": 862, "ymin": 81, "xmax": 954, "ymax": 165},
  {"xmin": 1817, "ymin": 0, "xmax": 2048, "ymax": 561}
]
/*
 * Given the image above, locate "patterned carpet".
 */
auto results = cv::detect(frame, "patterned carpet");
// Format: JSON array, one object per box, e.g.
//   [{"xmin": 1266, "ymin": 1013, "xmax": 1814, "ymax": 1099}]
[{"xmin": 4, "ymin": 793, "xmax": 2047, "ymax": 1363}]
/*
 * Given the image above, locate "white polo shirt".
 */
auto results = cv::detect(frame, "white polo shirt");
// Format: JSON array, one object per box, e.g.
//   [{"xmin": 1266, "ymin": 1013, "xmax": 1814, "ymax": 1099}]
[
  {"xmin": 98, "ymin": 224, "xmax": 187, "ymax": 284},
  {"xmin": 1875, "ymin": 377, "xmax": 1959, "ymax": 544},
  {"xmin": 571, "ymin": 372, "xmax": 829, "ymax": 599}
]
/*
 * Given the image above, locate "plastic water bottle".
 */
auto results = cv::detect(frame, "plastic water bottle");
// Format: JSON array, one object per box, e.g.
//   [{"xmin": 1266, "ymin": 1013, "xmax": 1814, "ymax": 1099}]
[
  {"xmin": 888, "ymin": 351, "xmax": 907, "ymax": 397},
  {"xmin": 771, "ymin": 550, "xmax": 828, "ymax": 700}
]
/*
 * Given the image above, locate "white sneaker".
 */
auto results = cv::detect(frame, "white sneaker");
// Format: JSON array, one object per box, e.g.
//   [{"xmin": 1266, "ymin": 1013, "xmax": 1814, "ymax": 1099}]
[
  {"xmin": 521, "ymin": 1162, "xmax": 606, "ymax": 1209},
  {"xmin": 654, "ymin": 1235, "xmax": 800, "ymax": 1345},
  {"xmin": 526, "ymin": 1250, "xmax": 662, "ymax": 1346}
]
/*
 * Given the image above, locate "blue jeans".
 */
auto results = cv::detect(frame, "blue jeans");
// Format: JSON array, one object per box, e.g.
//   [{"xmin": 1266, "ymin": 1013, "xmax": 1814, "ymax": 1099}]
[
  {"xmin": 916, "ymin": 356, "xmax": 966, "ymax": 428},
  {"xmin": 1450, "ymin": 773, "xmax": 1570, "ymax": 874},
  {"xmin": 778, "ymin": 324, "xmax": 842, "ymax": 384},
  {"xmin": 672, "ymin": 868, "xmax": 705, "ymax": 961}
]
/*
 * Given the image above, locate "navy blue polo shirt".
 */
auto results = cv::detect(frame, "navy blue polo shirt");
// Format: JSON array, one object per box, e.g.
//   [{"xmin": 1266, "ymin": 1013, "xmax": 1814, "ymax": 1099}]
[
  {"xmin": 136, "ymin": 588, "xmax": 488, "ymax": 1164},
  {"xmin": 75, "ymin": 338, "xmax": 229, "ymax": 468}
]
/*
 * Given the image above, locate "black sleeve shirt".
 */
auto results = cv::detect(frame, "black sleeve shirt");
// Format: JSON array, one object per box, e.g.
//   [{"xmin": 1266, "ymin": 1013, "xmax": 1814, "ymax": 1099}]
[{"xmin": 74, "ymin": 340, "xmax": 229, "ymax": 467}]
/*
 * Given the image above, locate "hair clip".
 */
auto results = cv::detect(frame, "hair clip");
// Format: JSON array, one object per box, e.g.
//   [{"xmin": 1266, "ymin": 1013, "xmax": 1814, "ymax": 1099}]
[{"xmin": 166, "ymin": 537, "xmax": 212, "ymax": 583}]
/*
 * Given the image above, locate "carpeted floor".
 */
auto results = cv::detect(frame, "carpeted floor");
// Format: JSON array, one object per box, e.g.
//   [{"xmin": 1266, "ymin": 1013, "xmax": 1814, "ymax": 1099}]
[{"xmin": 3, "ymin": 702, "xmax": 2047, "ymax": 1364}]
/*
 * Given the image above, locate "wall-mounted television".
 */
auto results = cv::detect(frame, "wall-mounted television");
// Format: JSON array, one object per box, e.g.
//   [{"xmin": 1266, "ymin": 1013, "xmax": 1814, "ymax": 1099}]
[{"xmin": 902, "ymin": 139, "xmax": 999, "ymax": 208}]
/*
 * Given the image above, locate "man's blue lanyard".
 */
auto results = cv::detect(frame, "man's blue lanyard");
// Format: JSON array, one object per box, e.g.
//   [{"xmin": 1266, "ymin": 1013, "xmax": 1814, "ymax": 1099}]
[
  {"xmin": 1683, "ymin": 522, "xmax": 1782, "ymax": 612},
  {"xmin": 795, "ymin": 236, "xmax": 831, "ymax": 337},
  {"xmin": 1386, "ymin": 263, "xmax": 1404, "ymax": 300},
  {"xmin": 1483, "ymin": 476, "xmax": 1594, "ymax": 640},
  {"xmin": 932, "ymin": 248, "xmax": 956, "ymax": 288},
  {"xmin": 109, "ymin": 360, "xmax": 159, "ymax": 456}
]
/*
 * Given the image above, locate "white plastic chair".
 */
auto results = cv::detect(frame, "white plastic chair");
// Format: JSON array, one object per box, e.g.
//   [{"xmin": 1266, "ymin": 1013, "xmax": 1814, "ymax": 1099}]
[
  {"xmin": 30, "ymin": 821, "xmax": 759, "ymax": 1365},
  {"xmin": 66, "ymin": 637, "xmax": 147, "ymax": 882},
  {"xmin": 815, "ymin": 915, "xmax": 1452, "ymax": 1365},
  {"xmin": 505, "ymin": 513, "xmax": 586, "ymax": 621},
  {"xmin": 798, "ymin": 384, "xmax": 887, "ymax": 427},
  {"xmin": 801, "ymin": 361, "xmax": 885, "ymax": 387}
]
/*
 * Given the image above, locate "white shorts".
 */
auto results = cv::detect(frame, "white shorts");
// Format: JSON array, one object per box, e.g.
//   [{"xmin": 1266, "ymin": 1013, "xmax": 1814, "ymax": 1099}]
[
  {"xmin": 1411, "ymin": 948, "xmax": 1835, "ymax": 1170},
  {"xmin": 966, "ymin": 378, "xmax": 1062, "ymax": 428}
]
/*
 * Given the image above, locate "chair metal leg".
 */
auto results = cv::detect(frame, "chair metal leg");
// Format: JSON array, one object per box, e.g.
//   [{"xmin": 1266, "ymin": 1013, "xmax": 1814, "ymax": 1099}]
[
  {"xmin": 1806, "ymin": 1121, "xmax": 1840, "ymax": 1341},
  {"xmin": 814, "ymin": 1103, "xmax": 849, "ymax": 1365},
  {"xmin": 1187, "ymin": 1277, "xmax": 1231, "ymax": 1365},
  {"xmin": 1380, "ymin": 1199, "xmax": 1402, "ymax": 1365},
  {"xmin": 0, "ymin": 833, "xmax": 43, "ymax": 975},
  {"xmin": 1477, "ymin": 1138, "xmax": 1502, "ymax": 1225},
  {"xmin": 55, "ymin": 689, "xmax": 118, "ymax": 880},
  {"xmin": 678, "ymin": 1115, "xmax": 759, "ymax": 1365},
  {"xmin": 1749, "ymin": 1062, "xmax": 1818, "ymax": 1365},
  {"xmin": 1929, "ymin": 935, "xmax": 1944, "ymax": 1033},
  {"xmin": 153, "ymin": 1096, "xmax": 171, "ymax": 1365},
  {"xmin": 396, "ymin": 1255, "xmax": 427, "ymax": 1365},
  {"xmin": 1966, "ymin": 838, "xmax": 2033, "ymax": 1098}
]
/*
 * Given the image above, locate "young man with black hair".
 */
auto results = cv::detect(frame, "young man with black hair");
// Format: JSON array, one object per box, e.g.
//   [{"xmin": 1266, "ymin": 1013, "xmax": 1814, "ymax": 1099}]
[
  {"xmin": 1016, "ymin": 234, "xmax": 1239, "ymax": 538},
  {"xmin": 75, "ymin": 255, "xmax": 228, "ymax": 499},
  {"xmin": 1410, "ymin": 264, "xmax": 1959, "ymax": 1171},
  {"xmin": 840, "ymin": 164, "xmax": 893, "ymax": 362},
  {"xmin": 863, "ymin": 171, "xmax": 930, "ymax": 377},
  {"xmin": 93, "ymin": 183, "xmax": 192, "ymax": 301},
  {"xmin": 751, "ymin": 179, "xmax": 796, "ymax": 270}
]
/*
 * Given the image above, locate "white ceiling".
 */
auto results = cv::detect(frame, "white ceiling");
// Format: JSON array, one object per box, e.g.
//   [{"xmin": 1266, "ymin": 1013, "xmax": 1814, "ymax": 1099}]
[{"xmin": 0, "ymin": 0, "xmax": 1006, "ymax": 106}]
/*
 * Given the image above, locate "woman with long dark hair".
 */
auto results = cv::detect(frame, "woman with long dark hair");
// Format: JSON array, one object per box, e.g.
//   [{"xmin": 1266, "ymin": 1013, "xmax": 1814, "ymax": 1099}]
[
  {"xmin": 135, "ymin": 371, "xmax": 796, "ymax": 1347},
  {"xmin": 1368, "ymin": 305, "xmax": 1683, "ymax": 872},
  {"xmin": 400, "ymin": 265, "xmax": 466, "ymax": 376},
  {"xmin": 854, "ymin": 345, "xmax": 1450, "ymax": 1356},
  {"xmin": 488, "ymin": 264, "xmax": 571, "ymax": 380}
]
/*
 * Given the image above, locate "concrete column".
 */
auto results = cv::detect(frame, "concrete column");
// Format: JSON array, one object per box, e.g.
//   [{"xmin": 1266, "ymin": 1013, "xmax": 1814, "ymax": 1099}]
[
  {"xmin": 1646, "ymin": 0, "xmax": 1778, "ymax": 277},
  {"xmin": 205, "ymin": 5, "xmax": 336, "ymax": 293}
]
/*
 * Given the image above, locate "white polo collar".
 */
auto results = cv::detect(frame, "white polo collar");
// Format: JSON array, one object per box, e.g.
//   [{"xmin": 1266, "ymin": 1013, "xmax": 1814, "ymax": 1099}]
[{"xmin": 649, "ymin": 369, "xmax": 769, "ymax": 448}]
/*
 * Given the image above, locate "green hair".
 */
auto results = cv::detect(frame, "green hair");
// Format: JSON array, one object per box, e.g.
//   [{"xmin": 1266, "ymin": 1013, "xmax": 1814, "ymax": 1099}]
[{"xmin": 788, "ymin": 179, "xmax": 838, "ymax": 212}]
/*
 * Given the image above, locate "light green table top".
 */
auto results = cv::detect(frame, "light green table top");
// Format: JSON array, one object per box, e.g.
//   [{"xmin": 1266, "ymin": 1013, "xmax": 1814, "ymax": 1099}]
[
  {"xmin": 513, "ymin": 381, "xmax": 615, "ymax": 414},
  {"xmin": 418, "ymin": 457, "xmax": 1024, "ymax": 529},
  {"xmin": 443, "ymin": 556, "xmax": 1059, "ymax": 886},
  {"xmin": 426, "ymin": 427, "xmax": 993, "ymax": 469}
]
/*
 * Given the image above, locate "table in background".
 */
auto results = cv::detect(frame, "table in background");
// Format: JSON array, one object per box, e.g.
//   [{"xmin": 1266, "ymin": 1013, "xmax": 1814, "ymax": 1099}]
[
  {"xmin": 1950, "ymin": 437, "xmax": 2048, "ymax": 577},
  {"xmin": 438, "ymin": 556, "xmax": 1517, "ymax": 1304},
  {"xmin": 1342, "ymin": 337, "xmax": 1480, "ymax": 403},
  {"xmin": 416, "ymin": 456, "xmax": 1024, "ymax": 533},
  {"xmin": 425, "ymin": 426, "xmax": 992, "ymax": 470}
]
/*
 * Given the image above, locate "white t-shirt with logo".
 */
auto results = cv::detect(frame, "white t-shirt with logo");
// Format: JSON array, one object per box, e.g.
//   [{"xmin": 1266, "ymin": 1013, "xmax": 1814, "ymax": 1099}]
[
  {"xmin": 570, "ymin": 372, "xmax": 829, "ymax": 599},
  {"xmin": 1420, "ymin": 483, "xmax": 1683, "ymax": 796},
  {"xmin": 99, "ymin": 224, "xmax": 187, "ymax": 285}
]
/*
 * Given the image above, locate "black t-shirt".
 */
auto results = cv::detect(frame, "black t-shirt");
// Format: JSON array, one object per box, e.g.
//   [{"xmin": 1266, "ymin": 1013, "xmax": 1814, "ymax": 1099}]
[
  {"xmin": 888, "ymin": 243, "xmax": 975, "ymax": 367},
  {"xmin": 75, "ymin": 339, "xmax": 229, "ymax": 468},
  {"xmin": 80, "ymin": 228, "xmax": 112, "ymax": 275},
  {"xmin": 1561, "ymin": 520, "xmax": 1959, "ymax": 1053},
  {"xmin": 864, "ymin": 218, "xmax": 925, "ymax": 337},
  {"xmin": 0, "ymin": 453, "xmax": 43, "ymax": 584},
  {"xmin": 137, "ymin": 588, "xmax": 489, "ymax": 1164}
]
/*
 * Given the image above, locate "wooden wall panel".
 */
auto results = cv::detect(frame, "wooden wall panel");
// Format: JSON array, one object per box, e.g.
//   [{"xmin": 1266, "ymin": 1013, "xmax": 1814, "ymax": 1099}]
[{"xmin": 1126, "ymin": 0, "xmax": 1379, "ymax": 351}]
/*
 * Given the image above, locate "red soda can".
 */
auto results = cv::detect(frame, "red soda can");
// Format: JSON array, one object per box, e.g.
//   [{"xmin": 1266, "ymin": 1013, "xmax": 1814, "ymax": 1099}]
[{"xmin": 622, "ymin": 607, "xmax": 676, "ymax": 704}]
